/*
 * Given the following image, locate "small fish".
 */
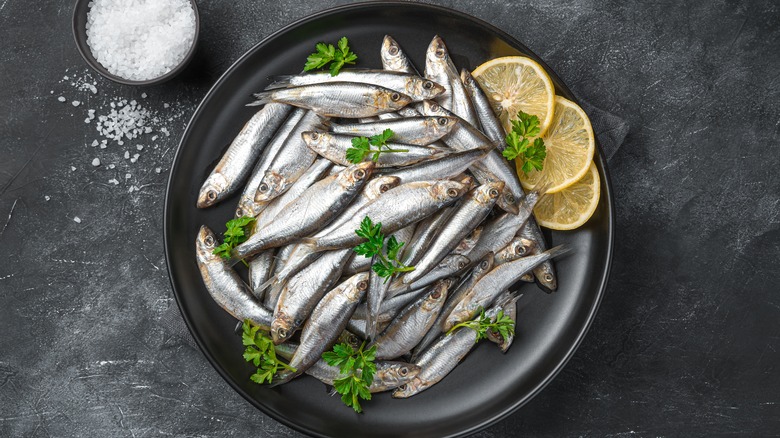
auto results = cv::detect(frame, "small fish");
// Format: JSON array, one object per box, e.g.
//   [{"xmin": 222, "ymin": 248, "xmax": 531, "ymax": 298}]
[
  {"xmin": 519, "ymin": 217, "xmax": 558, "ymax": 293},
  {"xmin": 250, "ymin": 83, "xmax": 413, "ymax": 118},
  {"xmin": 235, "ymin": 108, "xmax": 307, "ymax": 218},
  {"xmin": 253, "ymin": 111, "xmax": 324, "ymax": 204},
  {"xmin": 266, "ymin": 69, "xmax": 444, "ymax": 101},
  {"xmin": 444, "ymin": 245, "xmax": 571, "ymax": 331},
  {"xmin": 373, "ymin": 278, "xmax": 452, "ymax": 360},
  {"xmin": 330, "ymin": 116, "xmax": 457, "ymax": 146},
  {"xmin": 195, "ymin": 226, "xmax": 272, "ymax": 329},
  {"xmin": 381, "ymin": 35, "xmax": 420, "ymax": 74},
  {"xmin": 424, "ymin": 35, "xmax": 454, "ymax": 110},
  {"xmin": 392, "ymin": 325, "xmax": 478, "ymax": 398},
  {"xmin": 388, "ymin": 254, "xmax": 469, "ymax": 298},
  {"xmin": 302, "ymin": 131, "xmax": 450, "ymax": 168},
  {"xmin": 275, "ymin": 273, "xmax": 369, "ymax": 381},
  {"xmin": 460, "ymin": 68, "xmax": 506, "ymax": 148},
  {"xmin": 248, "ymin": 250, "xmax": 276, "ymax": 300},
  {"xmin": 302, "ymin": 180, "xmax": 469, "ymax": 251},
  {"xmin": 401, "ymin": 182, "xmax": 503, "ymax": 285},
  {"xmin": 197, "ymin": 103, "xmax": 293, "ymax": 209},
  {"xmin": 381, "ymin": 147, "xmax": 490, "ymax": 185},
  {"xmin": 232, "ymin": 162, "xmax": 374, "ymax": 259}
]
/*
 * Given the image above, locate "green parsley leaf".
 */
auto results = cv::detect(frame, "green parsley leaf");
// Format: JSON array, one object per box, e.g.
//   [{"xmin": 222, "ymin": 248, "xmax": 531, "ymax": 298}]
[
  {"xmin": 212, "ymin": 216, "xmax": 256, "ymax": 265},
  {"xmin": 369, "ymin": 128, "xmax": 394, "ymax": 147},
  {"xmin": 447, "ymin": 307, "xmax": 516, "ymax": 343},
  {"xmin": 353, "ymin": 216, "xmax": 415, "ymax": 282},
  {"xmin": 241, "ymin": 320, "xmax": 296, "ymax": 385},
  {"xmin": 322, "ymin": 342, "xmax": 377, "ymax": 412},
  {"xmin": 303, "ymin": 37, "xmax": 358, "ymax": 76},
  {"xmin": 344, "ymin": 129, "xmax": 407, "ymax": 164},
  {"xmin": 504, "ymin": 111, "xmax": 547, "ymax": 174}
]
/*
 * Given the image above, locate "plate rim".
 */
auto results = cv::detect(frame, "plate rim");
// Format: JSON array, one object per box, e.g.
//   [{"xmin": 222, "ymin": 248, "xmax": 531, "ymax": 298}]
[{"xmin": 163, "ymin": 2, "xmax": 615, "ymax": 436}]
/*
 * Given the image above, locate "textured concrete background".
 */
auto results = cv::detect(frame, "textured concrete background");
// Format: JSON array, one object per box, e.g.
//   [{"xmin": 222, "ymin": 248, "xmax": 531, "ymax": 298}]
[{"xmin": 1, "ymin": 0, "xmax": 779, "ymax": 436}]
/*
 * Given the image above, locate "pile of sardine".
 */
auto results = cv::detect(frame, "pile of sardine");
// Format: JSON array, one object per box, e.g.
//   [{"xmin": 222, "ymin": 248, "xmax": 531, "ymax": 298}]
[{"xmin": 194, "ymin": 35, "xmax": 569, "ymax": 399}]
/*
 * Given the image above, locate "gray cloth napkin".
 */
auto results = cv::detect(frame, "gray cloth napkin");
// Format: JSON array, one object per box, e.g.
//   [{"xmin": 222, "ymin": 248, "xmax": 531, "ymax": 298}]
[{"xmin": 160, "ymin": 101, "xmax": 629, "ymax": 348}]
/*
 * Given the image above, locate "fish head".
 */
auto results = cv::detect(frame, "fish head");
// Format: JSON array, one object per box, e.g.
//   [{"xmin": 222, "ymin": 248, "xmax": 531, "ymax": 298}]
[
  {"xmin": 253, "ymin": 171, "xmax": 286, "ymax": 203},
  {"xmin": 391, "ymin": 377, "xmax": 423, "ymax": 399},
  {"xmin": 431, "ymin": 180, "xmax": 469, "ymax": 204},
  {"xmin": 197, "ymin": 173, "xmax": 229, "ymax": 208},
  {"xmin": 534, "ymin": 264, "xmax": 558, "ymax": 293},
  {"xmin": 511, "ymin": 238, "xmax": 536, "ymax": 258},
  {"xmin": 300, "ymin": 131, "xmax": 331, "ymax": 154},
  {"xmin": 408, "ymin": 78, "xmax": 446, "ymax": 100},
  {"xmin": 270, "ymin": 313, "xmax": 297, "ymax": 345},
  {"xmin": 235, "ymin": 196, "xmax": 265, "ymax": 219},
  {"xmin": 425, "ymin": 116, "xmax": 458, "ymax": 137},
  {"xmin": 364, "ymin": 175, "xmax": 401, "ymax": 201},
  {"xmin": 376, "ymin": 361, "xmax": 422, "ymax": 387},
  {"xmin": 473, "ymin": 181, "xmax": 505, "ymax": 205},
  {"xmin": 379, "ymin": 89, "xmax": 413, "ymax": 111},
  {"xmin": 422, "ymin": 278, "xmax": 452, "ymax": 310},
  {"xmin": 345, "ymin": 272, "xmax": 370, "ymax": 302},
  {"xmin": 424, "ymin": 35, "xmax": 450, "ymax": 73},
  {"xmin": 195, "ymin": 225, "xmax": 221, "ymax": 264},
  {"xmin": 337, "ymin": 330, "xmax": 362, "ymax": 350},
  {"xmin": 381, "ymin": 35, "xmax": 412, "ymax": 72},
  {"xmin": 459, "ymin": 226, "xmax": 483, "ymax": 253},
  {"xmin": 340, "ymin": 161, "xmax": 375, "ymax": 190},
  {"xmin": 419, "ymin": 99, "xmax": 451, "ymax": 117},
  {"xmin": 475, "ymin": 252, "xmax": 496, "ymax": 276},
  {"xmin": 445, "ymin": 254, "xmax": 471, "ymax": 276}
]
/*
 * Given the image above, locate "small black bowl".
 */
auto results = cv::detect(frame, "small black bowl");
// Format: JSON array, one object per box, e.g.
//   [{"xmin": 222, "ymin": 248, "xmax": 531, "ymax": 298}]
[{"xmin": 72, "ymin": 0, "xmax": 200, "ymax": 86}]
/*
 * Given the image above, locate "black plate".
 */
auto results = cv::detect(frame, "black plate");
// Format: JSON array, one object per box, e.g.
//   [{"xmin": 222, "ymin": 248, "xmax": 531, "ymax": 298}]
[{"xmin": 164, "ymin": 2, "xmax": 614, "ymax": 437}]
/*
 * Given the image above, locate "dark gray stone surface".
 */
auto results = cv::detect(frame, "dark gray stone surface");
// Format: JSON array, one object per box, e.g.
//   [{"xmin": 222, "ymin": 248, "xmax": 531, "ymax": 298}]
[{"xmin": 1, "ymin": 0, "xmax": 778, "ymax": 436}]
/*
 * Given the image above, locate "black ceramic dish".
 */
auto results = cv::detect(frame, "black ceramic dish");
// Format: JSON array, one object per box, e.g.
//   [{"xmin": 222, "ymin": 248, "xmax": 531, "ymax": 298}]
[
  {"xmin": 164, "ymin": 2, "xmax": 614, "ymax": 437},
  {"xmin": 72, "ymin": 0, "xmax": 200, "ymax": 86}
]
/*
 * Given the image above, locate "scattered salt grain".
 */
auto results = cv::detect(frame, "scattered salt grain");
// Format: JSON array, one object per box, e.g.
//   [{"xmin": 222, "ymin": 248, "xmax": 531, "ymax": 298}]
[
  {"xmin": 163, "ymin": 103, "xmax": 169, "ymax": 108},
  {"xmin": 72, "ymin": 100, "xmax": 81, "ymax": 107},
  {"xmin": 125, "ymin": 173, "xmax": 131, "ymax": 179},
  {"xmin": 141, "ymin": 93, "xmax": 147, "ymax": 98},
  {"xmin": 109, "ymin": 164, "xmax": 115, "ymax": 169},
  {"xmin": 155, "ymin": 167, "xmax": 161, "ymax": 173},
  {"xmin": 124, "ymin": 151, "xmax": 130, "ymax": 159},
  {"xmin": 73, "ymin": 216, "xmax": 81, "ymax": 223},
  {"xmin": 136, "ymin": 145, "xmax": 143, "ymax": 151},
  {"xmin": 92, "ymin": 158, "xmax": 101, "ymax": 166},
  {"xmin": 91, "ymin": 140, "xmax": 99, "ymax": 147},
  {"xmin": 85, "ymin": 0, "xmax": 197, "ymax": 81},
  {"xmin": 58, "ymin": 96, "xmax": 66, "ymax": 102},
  {"xmin": 151, "ymin": 135, "xmax": 158, "ymax": 141},
  {"xmin": 161, "ymin": 128, "xmax": 169, "ymax": 136},
  {"xmin": 71, "ymin": 166, "xmax": 76, "ymax": 171},
  {"xmin": 64, "ymin": 75, "xmax": 69, "ymax": 80},
  {"xmin": 44, "ymin": 195, "xmax": 51, "ymax": 201},
  {"xmin": 108, "ymin": 178, "xmax": 119, "ymax": 185}
]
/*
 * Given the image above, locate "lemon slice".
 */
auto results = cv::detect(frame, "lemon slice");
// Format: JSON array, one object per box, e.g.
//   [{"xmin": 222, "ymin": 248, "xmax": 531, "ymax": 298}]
[
  {"xmin": 471, "ymin": 56, "xmax": 555, "ymax": 136},
  {"xmin": 517, "ymin": 96, "xmax": 595, "ymax": 193},
  {"xmin": 533, "ymin": 162, "xmax": 600, "ymax": 230}
]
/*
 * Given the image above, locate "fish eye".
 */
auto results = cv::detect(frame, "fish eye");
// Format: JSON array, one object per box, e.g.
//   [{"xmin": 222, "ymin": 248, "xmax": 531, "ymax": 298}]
[
  {"xmin": 277, "ymin": 328, "xmax": 287, "ymax": 338},
  {"xmin": 206, "ymin": 190, "xmax": 216, "ymax": 201},
  {"xmin": 390, "ymin": 92, "xmax": 401, "ymax": 101},
  {"xmin": 354, "ymin": 169, "xmax": 366, "ymax": 179},
  {"xmin": 517, "ymin": 245, "xmax": 527, "ymax": 255},
  {"xmin": 388, "ymin": 45, "xmax": 399, "ymax": 55},
  {"xmin": 489, "ymin": 188, "xmax": 499, "ymax": 198},
  {"xmin": 357, "ymin": 280, "xmax": 368, "ymax": 290},
  {"xmin": 430, "ymin": 103, "xmax": 440, "ymax": 112},
  {"xmin": 435, "ymin": 49, "xmax": 445, "ymax": 58},
  {"xmin": 379, "ymin": 184, "xmax": 391, "ymax": 193},
  {"xmin": 309, "ymin": 132, "xmax": 319, "ymax": 140},
  {"xmin": 431, "ymin": 289, "xmax": 441, "ymax": 299},
  {"xmin": 294, "ymin": 318, "xmax": 303, "ymax": 326},
  {"xmin": 458, "ymin": 261, "xmax": 467, "ymax": 269},
  {"xmin": 505, "ymin": 193, "xmax": 515, "ymax": 204},
  {"xmin": 544, "ymin": 273, "xmax": 554, "ymax": 282},
  {"xmin": 398, "ymin": 384, "xmax": 407, "ymax": 391},
  {"xmin": 479, "ymin": 260, "xmax": 489, "ymax": 270},
  {"xmin": 204, "ymin": 235, "xmax": 215, "ymax": 247},
  {"xmin": 437, "ymin": 117, "xmax": 448, "ymax": 126},
  {"xmin": 399, "ymin": 367, "xmax": 408, "ymax": 376},
  {"xmin": 259, "ymin": 183, "xmax": 269, "ymax": 192},
  {"xmin": 235, "ymin": 208, "xmax": 243, "ymax": 217},
  {"xmin": 446, "ymin": 188, "xmax": 459, "ymax": 198},
  {"xmin": 423, "ymin": 81, "xmax": 434, "ymax": 90}
]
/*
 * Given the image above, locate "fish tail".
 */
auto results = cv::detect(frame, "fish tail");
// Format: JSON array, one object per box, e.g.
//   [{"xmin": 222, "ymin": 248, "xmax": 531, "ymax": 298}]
[
  {"xmin": 544, "ymin": 244, "xmax": 572, "ymax": 260},
  {"xmin": 247, "ymin": 91, "xmax": 274, "ymax": 107},
  {"xmin": 256, "ymin": 275, "xmax": 278, "ymax": 293},
  {"xmin": 264, "ymin": 75, "xmax": 294, "ymax": 90},
  {"xmin": 312, "ymin": 115, "xmax": 331, "ymax": 132}
]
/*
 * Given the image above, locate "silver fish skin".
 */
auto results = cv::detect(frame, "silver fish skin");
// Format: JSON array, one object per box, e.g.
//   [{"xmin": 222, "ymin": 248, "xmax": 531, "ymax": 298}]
[
  {"xmin": 485, "ymin": 292, "xmax": 520, "ymax": 352},
  {"xmin": 352, "ymin": 285, "xmax": 429, "ymax": 324},
  {"xmin": 303, "ymin": 180, "xmax": 469, "ymax": 251},
  {"xmin": 411, "ymin": 252, "xmax": 495, "ymax": 360},
  {"xmin": 270, "ymin": 248, "xmax": 353, "ymax": 344},
  {"xmin": 464, "ymin": 189, "xmax": 543, "ymax": 265},
  {"xmin": 392, "ymin": 326, "xmax": 478, "ymax": 398},
  {"xmin": 235, "ymin": 109, "xmax": 307, "ymax": 218},
  {"xmin": 253, "ymin": 111, "xmax": 323, "ymax": 204},
  {"xmin": 233, "ymin": 162, "xmax": 374, "ymax": 259},
  {"xmin": 424, "ymin": 35, "xmax": 454, "ymax": 110},
  {"xmin": 452, "ymin": 225, "xmax": 484, "ymax": 257},
  {"xmin": 277, "ymin": 273, "xmax": 369, "ymax": 381},
  {"xmin": 266, "ymin": 69, "xmax": 445, "ymax": 102},
  {"xmin": 274, "ymin": 343, "xmax": 421, "ymax": 392},
  {"xmin": 426, "ymin": 36, "xmax": 479, "ymax": 126},
  {"xmin": 494, "ymin": 237, "xmax": 538, "ymax": 265},
  {"xmin": 403, "ymin": 206, "xmax": 456, "ymax": 267},
  {"xmin": 330, "ymin": 116, "xmax": 457, "ymax": 146},
  {"xmin": 343, "ymin": 252, "xmax": 371, "ymax": 276},
  {"xmin": 248, "ymin": 250, "xmax": 275, "ymax": 300},
  {"xmin": 373, "ymin": 279, "xmax": 452, "ymax": 360},
  {"xmin": 444, "ymin": 245, "xmax": 571, "ymax": 331},
  {"xmin": 402, "ymin": 182, "xmax": 503, "ymax": 285},
  {"xmin": 380, "ymin": 147, "xmax": 490, "ymax": 185},
  {"xmin": 302, "ymin": 131, "xmax": 450, "ymax": 168},
  {"xmin": 197, "ymin": 103, "xmax": 293, "ymax": 209},
  {"xmin": 253, "ymin": 157, "xmax": 333, "ymax": 231},
  {"xmin": 460, "ymin": 68, "xmax": 506, "ymax": 148},
  {"xmin": 250, "ymin": 83, "xmax": 413, "ymax": 118},
  {"xmin": 417, "ymin": 100, "xmax": 521, "ymax": 214},
  {"xmin": 388, "ymin": 254, "xmax": 469, "ymax": 298},
  {"xmin": 519, "ymin": 217, "xmax": 558, "ymax": 292},
  {"xmin": 266, "ymin": 175, "xmax": 402, "ymax": 289},
  {"xmin": 195, "ymin": 226, "xmax": 272, "ymax": 329},
  {"xmin": 271, "ymin": 244, "xmax": 297, "ymax": 277},
  {"xmin": 381, "ymin": 35, "xmax": 420, "ymax": 74}
]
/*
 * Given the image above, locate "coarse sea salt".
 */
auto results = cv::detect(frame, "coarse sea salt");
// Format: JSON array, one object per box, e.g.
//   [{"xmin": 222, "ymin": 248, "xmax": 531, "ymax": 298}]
[{"xmin": 85, "ymin": 0, "xmax": 196, "ymax": 81}]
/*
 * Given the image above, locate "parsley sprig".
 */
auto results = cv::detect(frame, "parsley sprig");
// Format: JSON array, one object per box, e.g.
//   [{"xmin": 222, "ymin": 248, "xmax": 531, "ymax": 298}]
[
  {"xmin": 242, "ymin": 320, "xmax": 296, "ymax": 384},
  {"xmin": 447, "ymin": 307, "xmax": 516, "ymax": 343},
  {"xmin": 322, "ymin": 341, "xmax": 377, "ymax": 413},
  {"xmin": 353, "ymin": 216, "xmax": 415, "ymax": 282},
  {"xmin": 304, "ymin": 37, "xmax": 358, "ymax": 76},
  {"xmin": 345, "ymin": 129, "xmax": 408, "ymax": 164},
  {"xmin": 503, "ymin": 111, "xmax": 547, "ymax": 174},
  {"xmin": 213, "ymin": 216, "xmax": 256, "ymax": 265}
]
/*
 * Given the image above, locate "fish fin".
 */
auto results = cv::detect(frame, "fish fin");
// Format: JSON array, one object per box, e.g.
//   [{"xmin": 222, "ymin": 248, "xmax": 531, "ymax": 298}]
[
  {"xmin": 267, "ymin": 370, "xmax": 298, "ymax": 388},
  {"xmin": 264, "ymin": 75, "xmax": 294, "ymax": 90},
  {"xmin": 312, "ymin": 116, "xmax": 331, "ymax": 132},
  {"xmin": 247, "ymin": 91, "xmax": 274, "ymax": 107},
  {"xmin": 298, "ymin": 238, "xmax": 328, "ymax": 253},
  {"xmin": 256, "ymin": 275, "xmax": 278, "ymax": 294},
  {"xmin": 326, "ymin": 386, "xmax": 338, "ymax": 397},
  {"xmin": 544, "ymin": 244, "xmax": 572, "ymax": 260}
]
